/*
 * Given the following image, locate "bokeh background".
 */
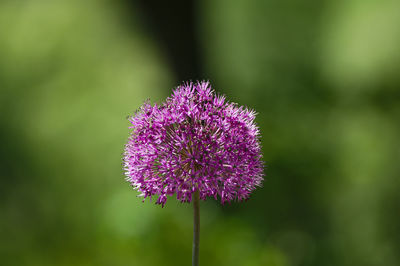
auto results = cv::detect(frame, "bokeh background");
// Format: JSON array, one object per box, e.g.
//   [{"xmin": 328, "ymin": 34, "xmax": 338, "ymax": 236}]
[{"xmin": 1, "ymin": 0, "xmax": 399, "ymax": 265}]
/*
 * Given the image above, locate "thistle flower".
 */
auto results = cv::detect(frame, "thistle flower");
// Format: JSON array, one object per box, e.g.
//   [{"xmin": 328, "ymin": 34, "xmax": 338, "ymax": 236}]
[{"xmin": 123, "ymin": 81, "xmax": 264, "ymax": 207}]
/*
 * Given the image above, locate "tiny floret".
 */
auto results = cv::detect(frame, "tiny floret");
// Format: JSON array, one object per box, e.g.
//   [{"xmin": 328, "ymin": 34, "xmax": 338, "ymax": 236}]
[{"xmin": 123, "ymin": 81, "xmax": 264, "ymax": 206}]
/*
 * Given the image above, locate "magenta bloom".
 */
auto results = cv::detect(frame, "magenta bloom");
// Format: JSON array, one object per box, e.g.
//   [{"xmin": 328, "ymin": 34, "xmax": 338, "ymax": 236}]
[{"xmin": 123, "ymin": 81, "xmax": 264, "ymax": 206}]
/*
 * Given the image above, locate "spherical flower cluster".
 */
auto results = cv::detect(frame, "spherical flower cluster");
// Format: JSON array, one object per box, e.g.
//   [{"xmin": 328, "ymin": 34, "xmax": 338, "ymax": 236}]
[{"xmin": 123, "ymin": 81, "xmax": 264, "ymax": 206}]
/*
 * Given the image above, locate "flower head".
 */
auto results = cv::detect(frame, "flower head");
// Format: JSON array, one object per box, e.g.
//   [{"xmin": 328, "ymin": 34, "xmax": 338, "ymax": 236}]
[{"xmin": 123, "ymin": 81, "xmax": 264, "ymax": 206}]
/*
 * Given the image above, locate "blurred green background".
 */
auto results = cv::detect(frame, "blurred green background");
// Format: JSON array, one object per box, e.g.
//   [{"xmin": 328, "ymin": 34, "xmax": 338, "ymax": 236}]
[{"xmin": 1, "ymin": 0, "xmax": 399, "ymax": 265}]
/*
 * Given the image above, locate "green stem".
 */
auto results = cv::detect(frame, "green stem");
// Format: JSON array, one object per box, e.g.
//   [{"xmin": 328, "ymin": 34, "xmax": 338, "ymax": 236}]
[{"xmin": 192, "ymin": 191, "xmax": 200, "ymax": 266}]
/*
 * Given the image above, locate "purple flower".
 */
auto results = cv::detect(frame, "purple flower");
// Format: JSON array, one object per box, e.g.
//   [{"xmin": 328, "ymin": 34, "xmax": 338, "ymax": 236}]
[{"xmin": 123, "ymin": 81, "xmax": 264, "ymax": 206}]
